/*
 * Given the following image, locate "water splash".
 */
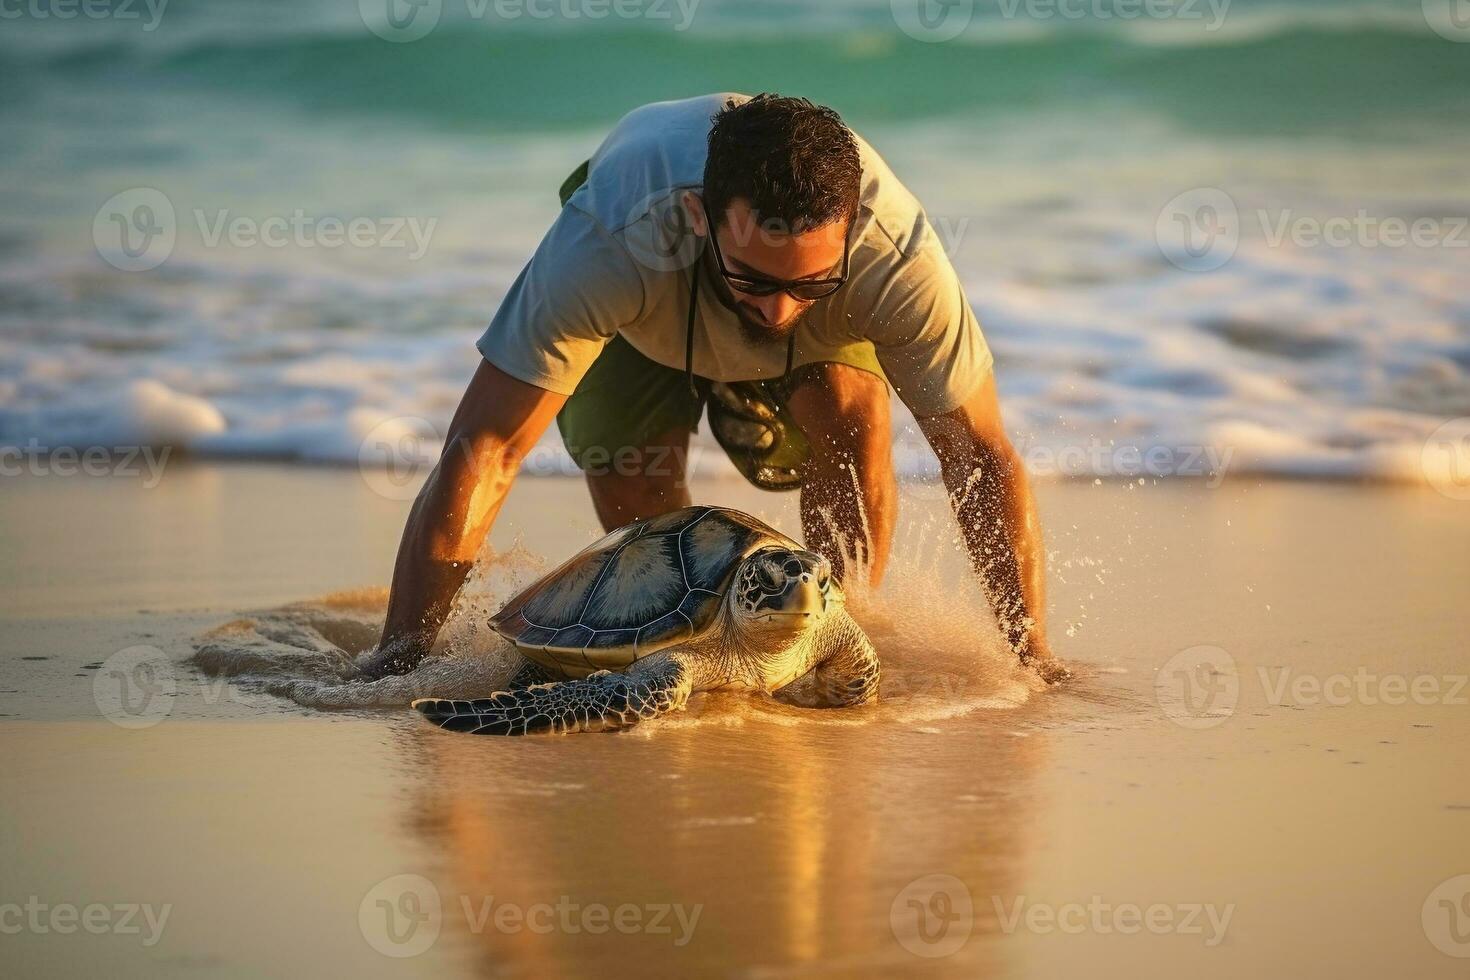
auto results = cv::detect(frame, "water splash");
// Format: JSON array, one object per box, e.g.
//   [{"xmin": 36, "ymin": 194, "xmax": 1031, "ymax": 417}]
[
  {"xmin": 189, "ymin": 541, "xmax": 550, "ymax": 710},
  {"xmin": 818, "ymin": 502, "xmax": 1048, "ymax": 720},
  {"xmin": 191, "ymin": 498, "xmax": 1049, "ymax": 726}
]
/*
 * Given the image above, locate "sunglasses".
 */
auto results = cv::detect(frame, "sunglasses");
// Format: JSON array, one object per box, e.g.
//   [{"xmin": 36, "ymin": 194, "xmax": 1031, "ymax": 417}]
[{"xmin": 706, "ymin": 222, "xmax": 850, "ymax": 302}]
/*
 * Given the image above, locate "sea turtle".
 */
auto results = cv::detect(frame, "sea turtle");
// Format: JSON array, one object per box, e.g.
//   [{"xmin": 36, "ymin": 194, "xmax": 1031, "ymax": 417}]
[{"xmin": 413, "ymin": 505, "xmax": 880, "ymax": 735}]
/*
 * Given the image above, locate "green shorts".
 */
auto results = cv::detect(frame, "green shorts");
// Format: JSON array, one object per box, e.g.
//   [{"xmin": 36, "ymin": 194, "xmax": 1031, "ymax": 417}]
[
  {"xmin": 554, "ymin": 160, "xmax": 886, "ymax": 491},
  {"xmin": 556, "ymin": 335, "xmax": 884, "ymax": 491}
]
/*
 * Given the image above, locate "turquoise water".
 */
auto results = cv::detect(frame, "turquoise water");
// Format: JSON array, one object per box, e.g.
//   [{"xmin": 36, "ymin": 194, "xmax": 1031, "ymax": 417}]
[
  {"xmin": 5, "ymin": 2, "xmax": 1469, "ymax": 133},
  {"xmin": 2, "ymin": 0, "xmax": 1468, "ymax": 477}
]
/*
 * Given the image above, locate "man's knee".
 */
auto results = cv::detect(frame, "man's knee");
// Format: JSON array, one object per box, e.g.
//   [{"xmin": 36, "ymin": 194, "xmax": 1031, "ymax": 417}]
[{"xmin": 581, "ymin": 427, "xmax": 694, "ymax": 530}]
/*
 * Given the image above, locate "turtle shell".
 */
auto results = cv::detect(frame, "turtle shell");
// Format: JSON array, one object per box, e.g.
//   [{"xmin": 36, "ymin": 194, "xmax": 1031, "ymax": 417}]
[{"xmin": 491, "ymin": 506, "xmax": 799, "ymax": 679}]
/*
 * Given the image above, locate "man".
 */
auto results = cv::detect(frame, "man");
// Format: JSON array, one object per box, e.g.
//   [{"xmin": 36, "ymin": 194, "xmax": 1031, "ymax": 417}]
[{"xmin": 363, "ymin": 93, "xmax": 1052, "ymax": 678}]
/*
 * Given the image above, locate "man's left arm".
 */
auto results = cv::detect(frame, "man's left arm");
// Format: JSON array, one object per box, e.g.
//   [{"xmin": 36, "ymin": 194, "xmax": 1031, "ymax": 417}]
[{"xmin": 915, "ymin": 373, "xmax": 1052, "ymax": 666}]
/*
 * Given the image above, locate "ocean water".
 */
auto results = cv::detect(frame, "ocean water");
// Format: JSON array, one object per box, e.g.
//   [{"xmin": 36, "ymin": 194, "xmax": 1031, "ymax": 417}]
[{"xmin": 2, "ymin": 0, "xmax": 1468, "ymax": 481}]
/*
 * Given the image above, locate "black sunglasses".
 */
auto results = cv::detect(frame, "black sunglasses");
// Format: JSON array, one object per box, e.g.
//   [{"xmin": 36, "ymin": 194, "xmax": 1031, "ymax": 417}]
[{"xmin": 706, "ymin": 222, "xmax": 850, "ymax": 301}]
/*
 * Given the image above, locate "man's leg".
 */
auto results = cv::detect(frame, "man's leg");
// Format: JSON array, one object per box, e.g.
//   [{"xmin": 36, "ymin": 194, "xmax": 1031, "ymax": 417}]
[
  {"xmin": 583, "ymin": 424, "xmax": 693, "ymax": 532},
  {"xmin": 557, "ymin": 335, "xmax": 705, "ymax": 534},
  {"xmin": 785, "ymin": 362, "xmax": 897, "ymax": 586}
]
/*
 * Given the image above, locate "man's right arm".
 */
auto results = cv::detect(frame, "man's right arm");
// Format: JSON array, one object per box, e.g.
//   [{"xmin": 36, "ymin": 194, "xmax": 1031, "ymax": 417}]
[{"xmin": 360, "ymin": 359, "xmax": 566, "ymax": 677}]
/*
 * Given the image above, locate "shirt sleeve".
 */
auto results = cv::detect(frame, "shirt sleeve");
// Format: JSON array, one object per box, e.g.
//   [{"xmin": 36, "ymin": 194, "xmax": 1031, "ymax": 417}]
[
  {"xmin": 860, "ymin": 237, "xmax": 994, "ymax": 418},
  {"xmin": 476, "ymin": 204, "xmax": 645, "ymax": 395}
]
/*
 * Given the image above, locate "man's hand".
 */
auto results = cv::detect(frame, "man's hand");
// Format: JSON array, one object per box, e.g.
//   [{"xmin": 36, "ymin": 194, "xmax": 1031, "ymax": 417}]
[
  {"xmin": 916, "ymin": 373, "xmax": 1053, "ymax": 670},
  {"xmin": 363, "ymin": 360, "xmax": 566, "ymax": 678},
  {"xmin": 357, "ymin": 633, "xmax": 431, "ymax": 679}
]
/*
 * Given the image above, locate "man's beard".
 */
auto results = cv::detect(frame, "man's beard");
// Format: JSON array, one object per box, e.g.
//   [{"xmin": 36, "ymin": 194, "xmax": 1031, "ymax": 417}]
[
  {"xmin": 703, "ymin": 256, "xmax": 810, "ymax": 348},
  {"xmin": 732, "ymin": 302, "xmax": 806, "ymax": 347}
]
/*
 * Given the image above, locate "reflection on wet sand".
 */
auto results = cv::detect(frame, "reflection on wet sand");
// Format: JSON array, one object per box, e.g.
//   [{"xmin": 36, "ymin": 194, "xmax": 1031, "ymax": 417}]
[
  {"xmin": 403, "ymin": 688, "xmax": 1051, "ymax": 978},
  {"xmin": 182, "ymin": 487, "xmax": 1058, "ymax": 975}
]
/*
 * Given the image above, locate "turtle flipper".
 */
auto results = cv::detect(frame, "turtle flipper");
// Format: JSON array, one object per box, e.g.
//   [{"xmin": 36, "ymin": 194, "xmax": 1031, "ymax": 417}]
[
  {"xmin": 811, "ymin": 610, "xmax": 881, "ymax": 708},
  {"xmin": 412, "ymin": 654, "xmax": 693, "ymax": 735},
  {"xmin": 505, "ymin": 657, "xmax": 557, "ymax": 690}
]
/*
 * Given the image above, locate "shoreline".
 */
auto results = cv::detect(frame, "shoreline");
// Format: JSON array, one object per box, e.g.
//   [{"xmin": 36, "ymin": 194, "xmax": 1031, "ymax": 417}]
[
  {"xmin": 2, "ymin": 447, "xmax": 1462, "ymax": 483},
  {"xmin": 1, "ymin": 462, "xmax": 1463, "ymax": 622}
]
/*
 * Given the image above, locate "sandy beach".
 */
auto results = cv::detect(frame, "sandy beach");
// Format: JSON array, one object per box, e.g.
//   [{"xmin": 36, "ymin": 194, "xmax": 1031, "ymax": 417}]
[
  {"xmin": 4, "ymin": 0, "xmax": 1469, "ymax": 975},
  {"xmin": 3, "ymin": 465, "xmax": 1466, "ymax": 978}
]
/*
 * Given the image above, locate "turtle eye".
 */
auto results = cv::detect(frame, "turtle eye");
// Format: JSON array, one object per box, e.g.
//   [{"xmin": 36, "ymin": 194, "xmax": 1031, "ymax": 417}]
[{"xmin": 755, "ymin": 557, "xmax": 784, "ymax": 590}]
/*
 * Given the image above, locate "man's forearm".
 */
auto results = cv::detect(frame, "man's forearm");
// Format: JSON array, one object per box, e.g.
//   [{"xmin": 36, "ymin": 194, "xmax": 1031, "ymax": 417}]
[
  {"xmin": 364, "ymin": 361, "xmax": 566, "ymax": 676},
  {"xmin": 942, "ymin": 439, "xmax": 1049, "ymax": 660},
  {"xmin": 373, "ymin": 443, "xmax": 518, "ymax": 672},
  {"xmin": 377, "ymin": 482, "xmax": 478, "ymax": 659},
  {"xmin": 918, "ymin": 376, "xmax": 1051, "ymax": 663}
]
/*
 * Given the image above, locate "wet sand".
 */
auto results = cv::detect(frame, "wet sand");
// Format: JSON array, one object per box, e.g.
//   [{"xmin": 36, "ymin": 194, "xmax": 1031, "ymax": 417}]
[{"xmin": 2, "ymin": 465, "xmax": 1468, "ymax": 978}]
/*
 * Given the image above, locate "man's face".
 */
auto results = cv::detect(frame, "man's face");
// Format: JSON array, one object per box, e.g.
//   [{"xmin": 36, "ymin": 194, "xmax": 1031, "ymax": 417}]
[{"xmin": 695, "ymin": 197, "xmax": 848, "ymax": 344}]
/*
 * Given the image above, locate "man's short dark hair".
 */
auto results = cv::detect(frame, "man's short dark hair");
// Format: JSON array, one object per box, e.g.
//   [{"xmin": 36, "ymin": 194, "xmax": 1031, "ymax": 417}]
[{"xmin": 703, "ymin": 94, "xmax": 861, "ymax": 235}]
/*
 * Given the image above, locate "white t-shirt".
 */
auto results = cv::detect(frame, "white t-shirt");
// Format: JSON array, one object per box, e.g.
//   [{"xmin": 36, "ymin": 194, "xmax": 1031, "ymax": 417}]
[{"xmin": 477, "ymin": 93, "xmax": 992, "ymax": 417}]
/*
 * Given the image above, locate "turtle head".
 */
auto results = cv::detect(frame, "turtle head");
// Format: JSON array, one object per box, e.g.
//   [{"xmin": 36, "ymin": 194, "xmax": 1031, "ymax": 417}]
[{"xmin": 731, "ymin": 547, "xmax": 837, "ymax": 640}]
